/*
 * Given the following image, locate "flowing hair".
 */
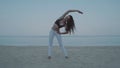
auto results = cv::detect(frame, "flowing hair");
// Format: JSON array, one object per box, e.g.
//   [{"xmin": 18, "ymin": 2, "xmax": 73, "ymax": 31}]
[{"xmin": 66, "ymin": 15, "xmax": 76, "ymax": 34}]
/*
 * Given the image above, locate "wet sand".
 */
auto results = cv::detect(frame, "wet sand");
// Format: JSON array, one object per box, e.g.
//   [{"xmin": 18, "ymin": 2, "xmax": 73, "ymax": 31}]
[{"xmin": 0, "ymin": 46, "xmax": 120, "ymax": 68}]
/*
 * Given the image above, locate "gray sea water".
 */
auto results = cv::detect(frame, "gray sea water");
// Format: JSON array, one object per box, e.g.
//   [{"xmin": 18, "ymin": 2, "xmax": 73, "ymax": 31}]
[{"xmin": 0, "ymin": 35, "xmax": 120, "ymax": 46}]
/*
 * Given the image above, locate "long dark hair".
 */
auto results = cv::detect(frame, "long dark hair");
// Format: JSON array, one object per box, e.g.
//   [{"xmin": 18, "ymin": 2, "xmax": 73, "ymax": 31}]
[{"xmin": 66, "ymin": 15, "xmax": 76, "ymax": 34}]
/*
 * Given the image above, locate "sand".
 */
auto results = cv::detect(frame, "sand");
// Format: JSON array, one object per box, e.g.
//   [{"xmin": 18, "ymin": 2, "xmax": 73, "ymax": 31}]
[{"xmin": 0, "ymin": 46, "xmax": 120, "ymax": 68}]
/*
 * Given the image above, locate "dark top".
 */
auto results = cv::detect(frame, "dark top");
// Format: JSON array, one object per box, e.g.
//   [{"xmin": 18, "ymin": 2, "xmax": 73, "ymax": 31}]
[{"xmin": 55, "ymin": 19, "xmax": 66, "ymax": 28}]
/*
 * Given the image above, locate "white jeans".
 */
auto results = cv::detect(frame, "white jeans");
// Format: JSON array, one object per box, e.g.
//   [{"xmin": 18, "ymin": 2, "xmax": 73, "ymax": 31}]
[{"xmin": 48, "ymin": 29, "xmax": 68, "ymax": 57}]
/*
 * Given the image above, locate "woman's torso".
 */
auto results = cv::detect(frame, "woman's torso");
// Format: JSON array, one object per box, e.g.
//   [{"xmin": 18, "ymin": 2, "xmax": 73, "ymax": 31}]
[{"xmin": 52, "ymin": 19, "xmax": 66, "ymax": 31}]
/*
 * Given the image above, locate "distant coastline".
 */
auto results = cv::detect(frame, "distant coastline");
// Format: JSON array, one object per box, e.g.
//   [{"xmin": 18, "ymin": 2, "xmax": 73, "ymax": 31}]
[
  {"xmin": 0, "ymin": 35, "xmax": 120, "ymax": 46},
  {"xmin": 0, "ymin": 35, "xmax": 120, "ymax": 37}
]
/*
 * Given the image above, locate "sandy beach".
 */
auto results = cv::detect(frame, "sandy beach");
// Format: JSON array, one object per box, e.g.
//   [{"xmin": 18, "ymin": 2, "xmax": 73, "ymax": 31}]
[{"xmin": 0, "ymin": 46, "xmax": 120, "ymax": 68}]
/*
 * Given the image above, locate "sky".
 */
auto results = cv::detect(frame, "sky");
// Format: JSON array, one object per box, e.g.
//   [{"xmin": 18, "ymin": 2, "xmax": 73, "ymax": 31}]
[{"xmin": 0, "ymin": 0, "xmax": 120, "ymax": 36}]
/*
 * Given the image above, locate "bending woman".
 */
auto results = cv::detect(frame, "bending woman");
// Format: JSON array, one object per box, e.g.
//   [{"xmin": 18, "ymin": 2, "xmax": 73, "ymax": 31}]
[{"xmin": 48, "ymin": 9, "xmax": 83, "ymax": 59}]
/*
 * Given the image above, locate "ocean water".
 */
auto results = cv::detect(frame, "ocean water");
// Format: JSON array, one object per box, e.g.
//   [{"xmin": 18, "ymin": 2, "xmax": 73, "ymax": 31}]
[{"xmin": 0, "ymin": 35, "xmax": 120, "ymax": 46}]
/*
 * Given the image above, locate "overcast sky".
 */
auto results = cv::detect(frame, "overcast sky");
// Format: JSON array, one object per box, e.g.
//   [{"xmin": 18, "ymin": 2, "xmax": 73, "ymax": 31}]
[{"xmin": 0, "ymin": 0, "xmax": 120, "ymax": 36}]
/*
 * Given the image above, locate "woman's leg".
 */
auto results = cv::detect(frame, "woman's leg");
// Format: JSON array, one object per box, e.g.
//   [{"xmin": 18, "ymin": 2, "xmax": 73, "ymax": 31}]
[
  {"xmin": 48, "ymin": 30, "xmax": 54, "ymax": 57},
  {"xmin": 55, "ymin": 32, "xmax": 68, "ymax": 57}
]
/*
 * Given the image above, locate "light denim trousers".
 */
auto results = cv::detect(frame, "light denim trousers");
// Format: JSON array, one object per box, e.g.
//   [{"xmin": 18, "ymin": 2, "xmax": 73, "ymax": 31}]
[{"xmin": 48, "ymin": 29, "xmax": 68, "ymax": 57}]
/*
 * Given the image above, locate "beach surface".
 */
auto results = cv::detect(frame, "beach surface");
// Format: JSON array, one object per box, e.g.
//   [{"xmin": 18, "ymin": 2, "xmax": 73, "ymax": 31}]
[{"xmin": 0, "ymin": 46, "xmax": 120, "ymax": 68}]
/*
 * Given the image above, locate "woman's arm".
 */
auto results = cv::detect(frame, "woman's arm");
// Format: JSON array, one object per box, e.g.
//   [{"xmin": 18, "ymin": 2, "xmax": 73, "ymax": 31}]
[
  {"xmin": 52, "ymin": 24, "xmax": 60, "ymax": 34},
  {"xmin": 59, "ymin": 9, "xmax": 83, "ymax": 19},
  {"xmin": 59, "ymin": 26, "xmax": 69, "ymax": 34},
  {"xmin": 55, "ymin": 27, "xmax": 68, "ymax": 34},
  {"xmin": 59, "ymin": 31, "xmax": 68, "ymax": 34}
]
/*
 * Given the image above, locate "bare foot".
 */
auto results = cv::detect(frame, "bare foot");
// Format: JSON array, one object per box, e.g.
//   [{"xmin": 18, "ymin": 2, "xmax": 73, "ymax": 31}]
[
  {"xmin": 48, "ymin": 56, "xmax": 51, "ymax": 59},
  {"xmin": 65, "ymin": 56, "xmax": 69, "ymax": 59}
]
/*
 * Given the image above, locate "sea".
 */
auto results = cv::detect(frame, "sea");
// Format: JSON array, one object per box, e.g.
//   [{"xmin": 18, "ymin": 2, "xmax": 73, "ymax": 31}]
[{"xmin": 0, "ymin": 35, "xmax": 120, "ymax": 46}]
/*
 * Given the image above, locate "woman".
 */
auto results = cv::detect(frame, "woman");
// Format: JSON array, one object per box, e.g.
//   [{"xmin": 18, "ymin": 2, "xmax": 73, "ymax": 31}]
[{"xmin": 48, "ymin": 9, "xmax": 83, "ymax": 59}]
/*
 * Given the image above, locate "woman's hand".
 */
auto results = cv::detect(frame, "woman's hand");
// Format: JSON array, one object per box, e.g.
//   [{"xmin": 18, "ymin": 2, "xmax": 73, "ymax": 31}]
[
  {"xmin": 67, "ymin": 10, "xmax": 83, "ymax": 13},
  {"xmin": 59, "ymin": 9, "xmax": 83, "ymax": 19},
  {"xmin": 77, "ymin": 10, "xmax": 83, "ymax": 14},
  {"xmin": 57, "ymin": 31, "xmax": 61, "ymax": 34}
]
